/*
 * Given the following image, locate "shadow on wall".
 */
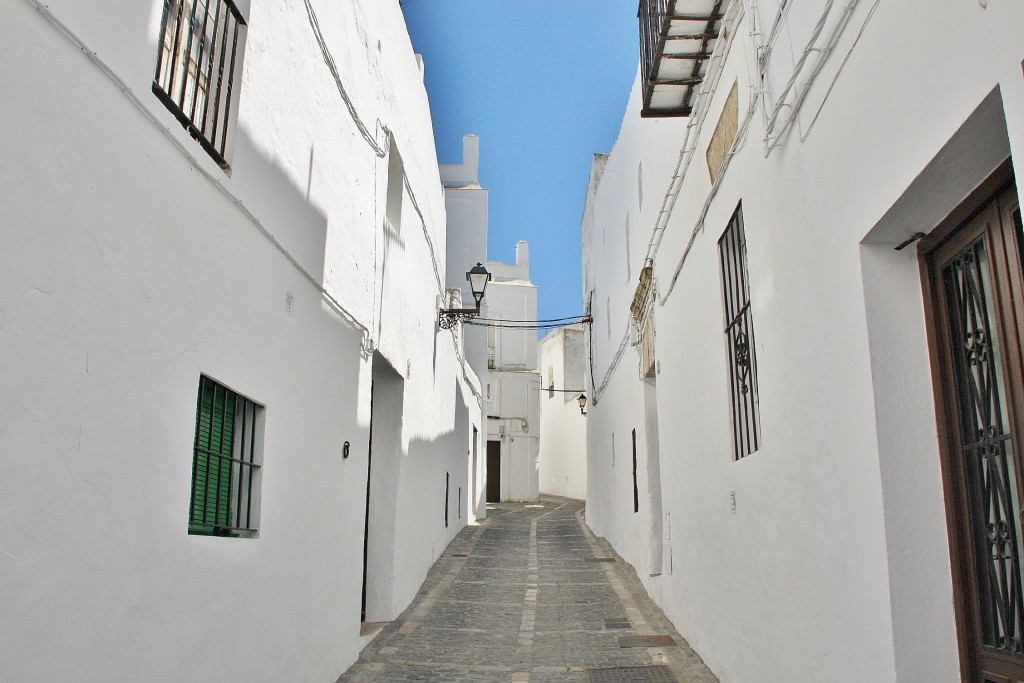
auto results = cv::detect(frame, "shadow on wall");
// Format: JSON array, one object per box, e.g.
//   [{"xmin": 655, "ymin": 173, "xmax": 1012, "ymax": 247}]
[
  {"xmin": 363, "ymin": 370, "xmax": 478, "ymax": 622},
  {"xmin": 231, "ymin": 126, "xmax": 330, "ymax": 289},
  {"xmin": 228, "ymin": 125, "xmax": 377, "ymax": 357}
]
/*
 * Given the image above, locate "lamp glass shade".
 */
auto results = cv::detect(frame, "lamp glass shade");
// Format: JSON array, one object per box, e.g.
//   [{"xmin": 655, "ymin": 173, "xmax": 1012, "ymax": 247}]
[
  {"xmin": 577, "ymin": 394, "xmax": 588, "ymax": 410},
  {"xmin": 466, "ymin": 263, "xmax": 492, "ymax": 307}
]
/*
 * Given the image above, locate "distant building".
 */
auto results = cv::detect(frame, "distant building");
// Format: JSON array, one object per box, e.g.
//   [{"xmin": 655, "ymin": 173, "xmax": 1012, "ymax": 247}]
[
  {"xmin": 484, "ymin": 241, "xmax": 541, "ymax": 501},
  {"xmin": 440, "ymin": 134, "xmax": 489, "ymax": 519},
  {"xmin": 538, "ymin": 324, "xmax": 588, "ymax": 500},
  {"xmin": 583, "ymin": 0, "xmax": 1024, "ymax": 681},
  {"xmin": 0, "ymin": 1, "xmax": 482, "ymax": 679}
]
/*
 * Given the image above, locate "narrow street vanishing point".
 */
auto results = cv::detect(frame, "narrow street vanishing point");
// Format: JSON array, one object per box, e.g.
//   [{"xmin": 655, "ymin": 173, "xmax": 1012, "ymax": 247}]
[{"xmin": 341, "ymin": 497, "xmax": 717, "ymax": 682}]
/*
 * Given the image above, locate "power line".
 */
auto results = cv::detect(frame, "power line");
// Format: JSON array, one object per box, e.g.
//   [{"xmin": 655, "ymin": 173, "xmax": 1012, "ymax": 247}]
[
  {"xmin": 464, "ymin": 316, "xmax": 592, "ymax": 331},
  {"xmin": 478, "ymin": 315, "xmax": 591, "ymax": 324}
]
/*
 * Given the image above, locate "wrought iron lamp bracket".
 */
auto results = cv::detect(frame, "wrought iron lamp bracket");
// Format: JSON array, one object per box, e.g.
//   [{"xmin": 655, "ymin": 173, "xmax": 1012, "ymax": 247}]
[{"xmin": 438, "ymin": 307, "xmax": 481, "ymax": 330}]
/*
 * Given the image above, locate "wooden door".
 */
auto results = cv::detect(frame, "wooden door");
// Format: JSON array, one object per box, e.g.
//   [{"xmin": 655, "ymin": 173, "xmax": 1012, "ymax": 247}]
[
  {"xmin": 486, "ymin": 441, "xmax": 501, "ymax": 503},
  {"xmin": 924, "ymin": 180, "xmax": 1024, "ymax": 681}
]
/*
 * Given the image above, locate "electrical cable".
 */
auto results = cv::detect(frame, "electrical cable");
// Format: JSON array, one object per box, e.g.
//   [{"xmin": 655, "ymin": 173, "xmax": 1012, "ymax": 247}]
[
  {"xmin": 303, "ymin": 0, "xmax": 388, "ymax": 158},
  {"xmin": 22, "ymin": 0, "xmax": 371, "ymax": 342},
  {"xmin": 464, "ymin": 321, "xmax": 589, "ymax": 330},
  {"xmin": 27, "ymin": 0, "xmax": 481, "ymax": 406},
  {"xmin": 477, "ymin": 315, "xmax": 591, "ymax": 324},
  {"xmin": 798, "ymin": 0, "xmax": 882, "ymax": 143}
]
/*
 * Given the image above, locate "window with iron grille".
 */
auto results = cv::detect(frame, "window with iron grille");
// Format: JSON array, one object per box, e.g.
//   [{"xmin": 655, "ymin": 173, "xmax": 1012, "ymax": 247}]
[
  {"xmin": 718, "ymin": 204, "xmax": 761, "ymax": 459},
  {"xmin": 153, "ymin": 0, "xmax": 247, "ymax": 170},
  {"xmin": 189, "ymin": 375, "xmax": 262, "ymax": 537}
]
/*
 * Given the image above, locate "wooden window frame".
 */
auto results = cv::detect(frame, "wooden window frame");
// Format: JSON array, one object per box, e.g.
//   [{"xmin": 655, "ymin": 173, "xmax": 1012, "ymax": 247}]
[{"xmin": 919, "ymin": 160, "xmax": 1022, "ymax": 680}]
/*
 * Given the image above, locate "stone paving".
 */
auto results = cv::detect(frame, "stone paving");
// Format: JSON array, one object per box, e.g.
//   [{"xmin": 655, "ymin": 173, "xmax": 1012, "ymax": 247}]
[{"xmin": 339, "ymin": 496, "xmax": 718, "ymax": 683}]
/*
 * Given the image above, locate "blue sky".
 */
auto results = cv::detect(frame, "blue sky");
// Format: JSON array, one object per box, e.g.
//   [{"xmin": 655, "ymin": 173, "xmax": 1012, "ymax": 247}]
[{"xmin": 402, "ymin": 1, "xmax": 639, "ymax": 325}]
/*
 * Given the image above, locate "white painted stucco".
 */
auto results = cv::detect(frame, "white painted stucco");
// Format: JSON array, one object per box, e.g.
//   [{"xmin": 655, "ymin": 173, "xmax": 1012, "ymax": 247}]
[
  {"xmin": 440, "ymin": 135, "xmax": 490, "ymax": 521},
  {"xmin": 0, "ymin": 1, "xmax": 483, "ymax": 680},
  {"xmin": 485, "ymin": 241, "xmax": 541, "ymax": 502},
  {"xmin": 538, "ymin": 324, "xmax": 588, "ymax": 500},
  {"xmin": 582, "ymin": 1, "xmax": 1024, "ymax": 682}
]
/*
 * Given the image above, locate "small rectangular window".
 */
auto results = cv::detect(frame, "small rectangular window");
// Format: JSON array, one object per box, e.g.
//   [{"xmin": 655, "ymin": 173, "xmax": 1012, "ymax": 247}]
[
  {"xmin": 189, "ymin": 375, "xmax": 262, "ymax": 536},
  {"xmin": 386, "ymin": 144, "xmax": 405, "ymax": 232},
  {"xmin": 153, "ymin": 0, "xmax": 247, "ymax": 169},
  {"xmin": 718, "ymin": 204, "xmax": 761, "ymax": 459}
]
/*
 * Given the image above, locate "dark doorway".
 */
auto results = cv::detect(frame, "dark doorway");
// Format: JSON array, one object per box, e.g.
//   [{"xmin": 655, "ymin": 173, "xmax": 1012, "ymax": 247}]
[
  {"xmin": 361, "ymin": 380, "xmax": 374, "ymax": 622},
  {"xmin": 923, "ymin": 174, "xmax": 1024, "ymax": 682},
  {"xmin": 471, "ymin": 427, "xmax": 478, "ymax": 513},
  {"xmin": 631, "ymin": 429, "xmax": 639, "ymax": 513},
  {"xmin": 361, "ymin": 356, "xmax": 405, "ymax": 624},
  {"xmin": 486, "ymin": 440, "xmax": 501, "ymax": 503}
]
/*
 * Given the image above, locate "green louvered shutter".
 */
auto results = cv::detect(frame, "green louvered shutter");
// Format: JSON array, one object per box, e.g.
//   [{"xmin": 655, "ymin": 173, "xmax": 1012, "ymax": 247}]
[{"xmin": 189, "ymin": 376, "xmax": 236, "ymax": 535}]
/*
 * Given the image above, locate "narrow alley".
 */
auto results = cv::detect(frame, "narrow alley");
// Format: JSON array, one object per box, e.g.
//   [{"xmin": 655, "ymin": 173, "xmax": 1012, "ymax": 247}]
[{"xmin": 341, "ymin": 497, "xmax": 717, "ymax": 682}]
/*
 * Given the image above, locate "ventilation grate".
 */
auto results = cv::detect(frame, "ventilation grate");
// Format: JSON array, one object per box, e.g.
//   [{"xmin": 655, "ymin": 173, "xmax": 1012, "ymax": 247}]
[
  {"xmin": 618, "ymin": 635, "xmax": 676, "ymax": 648},
  {"xmin": 589, "ymin": 665, "xmax": 677, "ymax": 682}
]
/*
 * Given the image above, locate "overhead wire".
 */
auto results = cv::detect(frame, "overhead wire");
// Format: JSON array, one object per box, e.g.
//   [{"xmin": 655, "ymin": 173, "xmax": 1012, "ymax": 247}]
[
  {"xmin": 21, "ymin": 0, "xmax": 372, "ymax": 343},
  {"xmin": 480, "ymin": 315, "xmax": 591, "ymax": 324}
]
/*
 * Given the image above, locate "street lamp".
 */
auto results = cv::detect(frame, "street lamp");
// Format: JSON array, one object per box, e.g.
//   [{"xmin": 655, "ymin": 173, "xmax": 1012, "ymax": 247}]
[
  {"xmin": 438, "ymin": 263, "xmax": 492, "ymax": 329},
  {"xmin": 577, "ymin": 394, "xmax": 588, "ymax": 416}
]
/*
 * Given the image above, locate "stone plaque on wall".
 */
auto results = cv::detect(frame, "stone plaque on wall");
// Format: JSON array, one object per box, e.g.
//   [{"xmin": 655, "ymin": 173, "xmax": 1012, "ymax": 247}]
[
  {"xmin": 706, "ymin": 81, "xmax": 739, "ymax": 182},
  {"xmin": 641, "ymin": 313, "xmax": 655, "ymax": 379}
]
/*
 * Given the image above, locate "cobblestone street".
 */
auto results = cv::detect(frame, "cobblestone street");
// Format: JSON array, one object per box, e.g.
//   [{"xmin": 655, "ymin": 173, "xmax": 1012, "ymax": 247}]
[{"xmin": 339, "ymin": 497, "xmax": 717, "ymax": 682}]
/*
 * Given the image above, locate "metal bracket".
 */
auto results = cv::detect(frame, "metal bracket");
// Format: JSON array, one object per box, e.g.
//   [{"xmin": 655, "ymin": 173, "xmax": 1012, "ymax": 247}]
[{"xmin": 438, "ymin": 308, "xmax": 480, "ymax": 330}]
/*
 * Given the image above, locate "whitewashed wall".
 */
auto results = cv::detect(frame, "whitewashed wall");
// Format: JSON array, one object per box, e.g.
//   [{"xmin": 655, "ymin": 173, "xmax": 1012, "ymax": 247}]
[
  {"xmin": 485, "ymin": 242, "xmax": 540, "ymax": 501},
  {"xmin": 441, "ymin": 135, "xmax": 490, "ymax": 386},
  {"xmin": 0, "ymin": 0, "xmax": 481, "ymax": 680},
  {"xmin": 583, "ymin": 0, "xmax": 1024, "ymax": 682},
  {"xmin": 439, "ymin": 135, "xmax": 490, "ymax": 521},
  {"xmin": 538, "ymin": 325, "xmax": 588, "ymax": 500}
]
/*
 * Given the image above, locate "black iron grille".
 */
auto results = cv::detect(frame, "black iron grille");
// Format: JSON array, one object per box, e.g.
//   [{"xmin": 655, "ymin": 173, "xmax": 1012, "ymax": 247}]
[
  {"xmin": 189, "ymin": 375, "xmax": 261, "ymax": 536},
  {"xmin": 153, "ymin": 0, "xmax": 246, "ymax": 169},
  {"xmin": 638, "ymin": 0, "xmax": 669, "ymax": 97},
  {"xmin": 719, "ymin": 204, "xmax": 761, "ymax": 459},
  {"xmin": 943, "ymin": 238, "xmax": 1024, "ymax": 654}
]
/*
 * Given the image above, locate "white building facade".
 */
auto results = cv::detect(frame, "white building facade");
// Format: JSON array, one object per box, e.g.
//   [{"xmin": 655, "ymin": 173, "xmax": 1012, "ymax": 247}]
[
  {"xmin": 485, "ymin": 241, "xmax": 541, "ymax": 502},
  {"xmin": 0, "ymin": 1, "xmax": 482, "ymax": 680},
  {"xmin": 440, "ymin": 134, "xmax": 490, "ymax": 520},
  {"xmin": 538, "ymin": 324, "xmax": 588, "ymax": 500},
  {"xmin": 583, "ymin": 1, "xmax": 1024, "ymax": 682}
]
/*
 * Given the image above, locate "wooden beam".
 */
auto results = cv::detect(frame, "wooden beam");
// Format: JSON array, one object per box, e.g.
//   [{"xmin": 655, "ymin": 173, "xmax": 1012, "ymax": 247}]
[
  {"xmin": 664, "ymin": 33, "xmax": 719, "ymax": 41},
  {"xmin": 667, "ymin": 13, "xmax": 722, "ymax": 22},
  {"xmin": 661, "ymin": 52, "xmax": 714, "ymax": 60},
  {"xmin": 649, "ymin": 77, "xmax": 704, "ymax": 86},
  {"xmin": 641, "ymin": 106, "xmax": 693, "ymax": 118}
]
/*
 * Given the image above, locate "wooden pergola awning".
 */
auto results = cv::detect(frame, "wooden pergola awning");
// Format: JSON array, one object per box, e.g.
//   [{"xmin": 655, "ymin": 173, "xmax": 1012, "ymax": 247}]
[{"xmin": 638, "ymin": 0, "xmax": 726, "ymax": 117}]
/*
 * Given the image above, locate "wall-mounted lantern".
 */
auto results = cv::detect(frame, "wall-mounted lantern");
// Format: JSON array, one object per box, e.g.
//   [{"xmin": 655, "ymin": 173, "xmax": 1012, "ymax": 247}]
[
  {"xmin": 439, "ymin": 263, "xmax": 492, "ymax": 329},
  {"xmin": 577, "ymin": 393, "xmax": 588, "ymax": 416}
]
